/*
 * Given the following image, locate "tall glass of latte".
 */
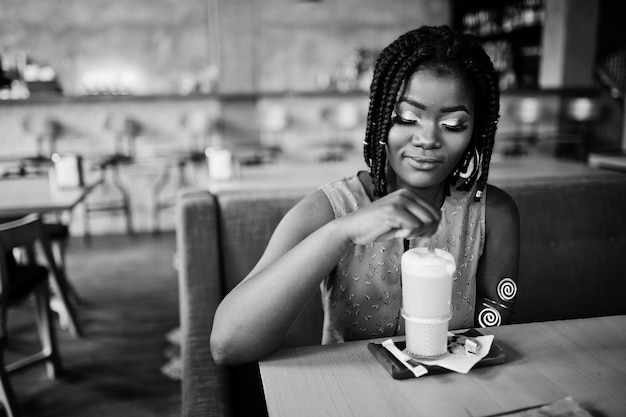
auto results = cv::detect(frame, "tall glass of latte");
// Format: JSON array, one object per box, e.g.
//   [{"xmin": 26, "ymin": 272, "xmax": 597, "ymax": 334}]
[{"xmin": 401, "ymin": 247, "xmax": 456, "ymax": 359}]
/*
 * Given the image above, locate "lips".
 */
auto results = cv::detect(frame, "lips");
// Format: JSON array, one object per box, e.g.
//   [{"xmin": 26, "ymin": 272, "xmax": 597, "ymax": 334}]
[
  {"xmin": 406, "ymin": 156, "xmax": 440, "ymax": 163},
  {"xmin": 404, "ymin": 155, "xmax": 442, "ymax": 170}
]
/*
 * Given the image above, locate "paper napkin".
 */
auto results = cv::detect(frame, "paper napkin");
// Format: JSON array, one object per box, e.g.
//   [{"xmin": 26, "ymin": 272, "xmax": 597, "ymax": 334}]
[{"xmin": 412, "ymin": 334, "xmax": 494, "ymax": 374}]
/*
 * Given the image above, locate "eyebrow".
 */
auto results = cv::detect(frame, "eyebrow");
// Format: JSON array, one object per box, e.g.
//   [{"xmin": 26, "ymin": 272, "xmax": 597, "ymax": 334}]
[{"xmin": 400, "ymin": 98, "xmax": 471, "ymax": 114}]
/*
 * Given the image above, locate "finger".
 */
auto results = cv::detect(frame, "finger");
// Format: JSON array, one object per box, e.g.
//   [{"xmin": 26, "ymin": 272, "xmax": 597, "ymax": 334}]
[
  {"xmin": 383, "ymin": 207, "xmax": 420, "ymax": 231},
  {"xmin": 396, "ymin": 223, "xmax": 437, "ymax": 240},
  {"xmin": 393, "ymin": 228, "xmax": 413, "ymax": 239},
  {"xmin": 397, "ymin": 190, "xmax": 441, "ymax": 220},
  {"xmin": 403, "ymin": 205, "xmax": 440, "ymax": 231},
  {"xmin": 384, "ymin": 207, "xmax": 436, "ymax": 239},
  {"xmin": 388, "ymin": 193, "xmax": 441, "ymax": 233},
  {"xmin": 396, "ymin": 202, "xmax": 440, "ymax": 235},
  {"xmin": 403, "ymin": 201, "xmax": 442, "ymax": 237}
]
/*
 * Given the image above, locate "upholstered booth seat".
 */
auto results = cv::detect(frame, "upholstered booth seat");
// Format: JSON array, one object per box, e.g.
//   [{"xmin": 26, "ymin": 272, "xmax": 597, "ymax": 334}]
[{"xmin": 176, "ymin": 169, "xmax": 626, "ymax": 417}]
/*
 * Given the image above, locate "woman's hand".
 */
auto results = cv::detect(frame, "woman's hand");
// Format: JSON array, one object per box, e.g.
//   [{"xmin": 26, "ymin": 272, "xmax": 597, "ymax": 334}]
[{"xmin": 337, "ymin": 188, "xmax": 441, "ymax": 245}]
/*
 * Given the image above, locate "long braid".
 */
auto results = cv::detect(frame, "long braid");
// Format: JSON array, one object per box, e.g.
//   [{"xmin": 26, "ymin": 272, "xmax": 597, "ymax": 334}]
[
  {"xmin": 368, "ymin": 35, "xmax": 434, "ymax": 197},
  {"xmin": 376, "ymin": 53, "xmax": 428, "ymax": 197},
  {"xmin": 373, "ymin": 54, "xmax": 408, "ymax": 196},
  {"xmin": 363, "ymin": 26, "xmax": 500, "ymax": 201},
  {"xmin": 364, "ymin": 48, "xmax": 396, "ymax": 184},
  {"xmin": 475, "ymin": 69, "xmax": 500, "ymax": 200},
  {"xmin": 457, "ymin": 41, "xmax": 500, "ymax": 199},
  {"xmin": 363, "ymin": 47, "xmax": 397, "ymax": 167},
  {"xmin": 367, "ymin": 51, "xmax": 403, "ymax": 196}
]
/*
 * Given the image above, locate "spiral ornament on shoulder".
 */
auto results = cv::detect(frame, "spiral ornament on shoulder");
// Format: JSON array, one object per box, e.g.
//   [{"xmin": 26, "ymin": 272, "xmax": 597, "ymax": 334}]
[
  {"xmin": 496, "ymin": 277, "xmax": 517, "ymax": 302},
  {"xmin": 477, "ymin": 305, "xmax": 501, "ymax": 327}
]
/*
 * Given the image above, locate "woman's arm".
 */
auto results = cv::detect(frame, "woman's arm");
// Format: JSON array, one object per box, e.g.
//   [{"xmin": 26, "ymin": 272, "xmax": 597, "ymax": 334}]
[
  {"xmin": 210, "ymin": 187, "xmax": 441, "ymax": 366},
  {"xmin": 475, "ymin": 185, "xmax": 521, "ymax": 327},
  {"xmin": 210, "ymin": 189, "xmax": 347, "ymax": 366}
]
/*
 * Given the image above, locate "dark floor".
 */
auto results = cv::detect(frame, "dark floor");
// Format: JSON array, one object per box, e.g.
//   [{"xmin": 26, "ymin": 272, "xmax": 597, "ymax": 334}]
[{"xmin": 5, "ymin": 232, "xmax": 181, "ymax": 417}]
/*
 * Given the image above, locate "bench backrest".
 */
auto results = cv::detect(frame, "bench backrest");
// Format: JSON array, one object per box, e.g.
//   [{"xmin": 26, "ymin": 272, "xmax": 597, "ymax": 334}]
[{"xmin": 214, "ymin": 175, "xmax": 626, "ymax": 343}]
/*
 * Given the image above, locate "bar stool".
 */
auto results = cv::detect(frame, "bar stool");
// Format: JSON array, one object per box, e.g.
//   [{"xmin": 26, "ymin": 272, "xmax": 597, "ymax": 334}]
[{"xmin": 82, "ymin": 114, "xmax": 138, "ymax": 242}]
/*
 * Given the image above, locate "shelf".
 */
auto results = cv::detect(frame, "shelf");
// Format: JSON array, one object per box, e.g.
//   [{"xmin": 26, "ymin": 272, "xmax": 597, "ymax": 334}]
[
  {"xmin": 452, "ymin": 0, "xmax": 545, "ymax": 91},
  {"xmin": 469, "ymin": 24, "xmax": 542, "ymax": 43}
]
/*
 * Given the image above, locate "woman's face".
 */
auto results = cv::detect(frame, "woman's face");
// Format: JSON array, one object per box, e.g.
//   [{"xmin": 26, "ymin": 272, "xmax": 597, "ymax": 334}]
[{"xmin": 386, "ymin": 67, "xmax": 475, "ymax": 193}]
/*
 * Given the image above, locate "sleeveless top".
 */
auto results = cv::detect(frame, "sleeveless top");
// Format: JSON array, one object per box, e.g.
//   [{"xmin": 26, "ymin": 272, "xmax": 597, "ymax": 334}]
[{"xmin": 319, "ymin": 173, "xmax": 486, "ymax": 344}]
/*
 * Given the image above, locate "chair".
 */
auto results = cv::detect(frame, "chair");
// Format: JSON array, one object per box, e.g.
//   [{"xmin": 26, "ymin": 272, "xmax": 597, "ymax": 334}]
[
  {"xmin": 150, "ymin": 110, "xmax": 214, "ymax": 234},
  {"xmin": 20, "ymin": 116, "xmax": 62, "ymax": 173},
  {"xmin": 151, "ymin": 157, "xmax": 193, "ymax": 235},
  {"xmin": 47, "ymin": 154, "xmax": 84, "ymax": 316},
  {"xmin": 0, "ymin": 214, "xmax": 65, "ymax": 417},
  {"xmin": 41, "ymin": 220, "xmax": 82, "ymax": 334},
  {"xmin": 82, "ymin": 114, "xmax": 138, "ymax": 242},
  {"xmin": 0, "ymin": 214, "xmax": 81, "ymax": 338}
]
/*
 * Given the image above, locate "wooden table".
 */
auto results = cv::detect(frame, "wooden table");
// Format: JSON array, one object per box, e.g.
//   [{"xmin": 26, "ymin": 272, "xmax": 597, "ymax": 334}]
[
  {"xmin": 0, "ymin": 176, "xmax": 99, "ymax": 217},
  {"xmin": 259, "ymin": 315, "xmax": 626, "ymax": 417}
]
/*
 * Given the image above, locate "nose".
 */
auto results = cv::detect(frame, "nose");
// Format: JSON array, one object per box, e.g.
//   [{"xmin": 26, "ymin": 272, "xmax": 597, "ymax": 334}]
[{"xmin": 410, "ymin": 122, "xmax": 441, "ymax": 150}]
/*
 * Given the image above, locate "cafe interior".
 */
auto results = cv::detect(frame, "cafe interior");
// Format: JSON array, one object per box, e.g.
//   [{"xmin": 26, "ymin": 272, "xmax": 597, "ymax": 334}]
[{"xmin": 1, "ymin": 0, "xmax": 625, "ymax": 416}]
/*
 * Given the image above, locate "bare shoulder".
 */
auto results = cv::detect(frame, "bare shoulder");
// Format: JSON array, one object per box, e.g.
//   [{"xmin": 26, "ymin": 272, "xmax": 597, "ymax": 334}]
[
  {"xmin": 247, "ymin": 189, "xmax": 335, "ymax": 276},
  {"xmin": 485, "ymin": 184, "xmax": 520, "ymax": 230},
  {"xmin": 273, "ymin": 188, "xmax": 335, "ymax": 240}
]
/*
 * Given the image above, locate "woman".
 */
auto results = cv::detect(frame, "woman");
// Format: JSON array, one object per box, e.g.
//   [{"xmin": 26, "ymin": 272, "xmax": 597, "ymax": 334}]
[{"xmin": 211, "ymin": 25, "xmax": 520, "ymax": 366}]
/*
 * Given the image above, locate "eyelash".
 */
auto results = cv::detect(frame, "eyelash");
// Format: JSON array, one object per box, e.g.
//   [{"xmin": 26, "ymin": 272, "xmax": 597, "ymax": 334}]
[
  {"xmin": 391, "ymin": 114, "xmax": 415, "ymax": 126},
  {"xmin": 442, "ymin": 123, "xmax": 468, "ymax": 133},
  {"xmin": 391, "ymin": 114, "xmax": 468, "ymax": 133}
]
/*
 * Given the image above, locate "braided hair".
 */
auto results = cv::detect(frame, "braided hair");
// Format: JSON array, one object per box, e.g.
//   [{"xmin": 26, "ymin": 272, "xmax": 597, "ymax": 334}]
[{"xmin": 363, "ymin": 25, "xmax": 500, "ymax": 201}]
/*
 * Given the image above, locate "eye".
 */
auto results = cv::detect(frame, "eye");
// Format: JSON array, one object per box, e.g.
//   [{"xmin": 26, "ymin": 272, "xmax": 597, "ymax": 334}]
[
  {"xmin": 392, "ymin": 109, "xmax": 420, "ymax": 125},
  {"xmin": 440, "ymin": 119, "xmax": 468, "ymax": 133}
]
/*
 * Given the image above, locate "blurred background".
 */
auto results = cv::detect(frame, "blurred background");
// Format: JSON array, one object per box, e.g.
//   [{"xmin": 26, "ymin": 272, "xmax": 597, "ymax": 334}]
[
  {"xmin": 0, "ymin": 0, "xmax": 624, "ymax": 235},
  {"xmin": 1, "ymin": 2, "xmax": 625, "ymax": 416}
]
